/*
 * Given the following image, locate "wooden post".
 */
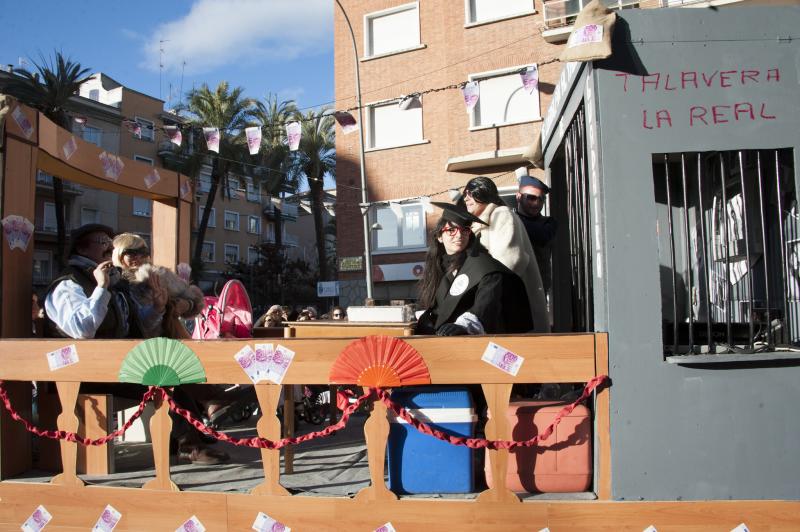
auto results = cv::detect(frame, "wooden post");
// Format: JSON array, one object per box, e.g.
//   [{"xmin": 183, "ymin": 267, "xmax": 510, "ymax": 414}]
[
  {"xmin": 251, "ymin": 384, "xmax": 289, "ymax": 496},
  {"xmin": 477, "ymin": 383, "xmax": 519, "ymax": 503},
  {"xmin": 354, "ymin": 388, "xmax": 397, "ymax": 502},
  {"xmin": 142, "ymin": 393, "xmax": 178, "ymax": 491},
  {"xmin": 50, "ymin": 381, "xmax": 84, "ymax": 487},
  {"xmin": 595, "ymin": 332, "xmax": 611, "ymax": 500},
  {"xmin": 283, "ymin": 384, "xmax": 295, "ymax": 474}
]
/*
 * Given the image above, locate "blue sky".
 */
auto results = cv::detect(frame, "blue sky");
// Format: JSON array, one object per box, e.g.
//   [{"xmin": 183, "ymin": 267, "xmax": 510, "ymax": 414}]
[{"xmin": 0, "ymin": 0, "xmax": 335, "ymax": 112}]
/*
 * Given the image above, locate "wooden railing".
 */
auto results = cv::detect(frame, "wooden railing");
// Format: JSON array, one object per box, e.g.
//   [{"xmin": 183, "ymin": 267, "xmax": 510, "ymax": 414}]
[{"xmin": 0, "ymin": 333, "xmax": 610, "ymax": 529}]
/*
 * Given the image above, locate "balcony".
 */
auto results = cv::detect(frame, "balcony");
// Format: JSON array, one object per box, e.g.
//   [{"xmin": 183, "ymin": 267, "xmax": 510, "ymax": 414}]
[
  {"xmin": 262, "ymin": 197, "xmax": 298, "ymax": 222},
  {"xmin": 542, "ymin": 0, "xmax": 646, "ymax": 41},
  {"xmin": 35, "ymin": 172, "xmax": 83, "ymax": 196}
]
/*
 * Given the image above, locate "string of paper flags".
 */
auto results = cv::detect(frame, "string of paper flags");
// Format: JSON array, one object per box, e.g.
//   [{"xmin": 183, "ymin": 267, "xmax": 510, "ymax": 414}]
[{"xmin": 77, "ymin": 60, "xmax": 553, "ymax": 157}]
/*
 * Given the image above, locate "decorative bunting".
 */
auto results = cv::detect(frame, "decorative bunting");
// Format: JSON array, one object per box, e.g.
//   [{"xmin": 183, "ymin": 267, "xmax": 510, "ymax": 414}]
[
  {"xmin": 462, "ymin": 81, "xmax": 479, "ymax": 114},
  {"xmin": 252, "ymin": 512, "xmax": 290, "ymax": 532},
  {"xmin": 176, "ymin": 515, "xmax": 205, "ymax": 532},
  {"xmin": 11, "ymin": 106, "xmax": 34, "ymax": 138},
  {"xmin": 333, "ymin": 111, "xmax": 358, "ymax": 135},
  {"xmin": 144, "ymin": 168, "xmax": 161, "ymax": 189},
  {"xmin": 179, "ymin": 179, "xmax": 192, "ymax": 199},
  {"xmin": 62, "ymin": 136, "xmax": 78, "ymax": 160},
  {"xmin": 21, "ymin": 505, "xmax": 52, "ymax": 532},
  {"xmin": 164, "ymin": 125, "xmax": 182, "ymax": 147},
  {"xmin": 286, "ymin": 121, "xmax": 301, "ymax": 151},
  {"xmin": 520, "ymin": 65, "xmax": 539, "ymax": 94},
  {"xmin": 99, "ymin": 151, "xmax": 124, "ymax": 181},
  {"xmin": 245, "ymin": 126, "xmax": 262, "ymax": 155},
  {"xmin": 92, "ymin": 504, "xmax": 122, "ymax": 531},
  {"xmin": 176, "ymin": 262, "xmax": 192, "ymax": 282},
  {"xmin": 1, "ymin": 214, "xmax": 35, "ymax": 252},
  {"xmin": 203, "ymin": 127, "xmax": 220, "ymax": 153},
  {"xmin": 132, "ymin": 122, "xmax": 142, "ymax": 139}
]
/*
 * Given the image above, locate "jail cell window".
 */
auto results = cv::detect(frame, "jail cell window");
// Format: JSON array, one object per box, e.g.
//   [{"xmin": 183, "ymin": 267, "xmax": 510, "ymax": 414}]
[{"xmin": 652, "ymin": 149, "xmax": 797, "ymax": 357}]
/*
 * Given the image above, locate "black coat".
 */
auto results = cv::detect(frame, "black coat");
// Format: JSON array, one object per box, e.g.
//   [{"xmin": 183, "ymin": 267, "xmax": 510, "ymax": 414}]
[{"xmin": 417, "ymin": 245, "xmax": 532, "ymax": 334}]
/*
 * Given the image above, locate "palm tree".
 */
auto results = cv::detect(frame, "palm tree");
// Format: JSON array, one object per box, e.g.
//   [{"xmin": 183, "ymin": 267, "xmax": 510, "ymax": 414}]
[
  {"xmin": 1, "ymin": 52, "xmax": 91, "ymax": 268},
  {"xmin": 251, "ymin": 95, "xmax": 299, "ymax": 249},
  {"xmin": 288, "ymin": 109, "xmax": 336, "ymax": 281},
  {"xmin": 183, "ymin": 82, "xmax": 255, "ymax": 270}
]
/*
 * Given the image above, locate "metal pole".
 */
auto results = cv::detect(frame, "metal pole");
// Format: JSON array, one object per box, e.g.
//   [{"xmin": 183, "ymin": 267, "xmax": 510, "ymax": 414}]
[{"xmin": 335, "ymin": 0, "xmax": 374, "ymax": 300}]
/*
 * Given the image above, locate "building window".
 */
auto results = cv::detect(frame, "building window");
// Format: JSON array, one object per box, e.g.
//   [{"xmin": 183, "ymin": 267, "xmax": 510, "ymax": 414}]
[
  {"xmin": 469, "ymin": 64, "xmax": 540, "ymax": 128},
  {"xmin": 198, "ymin": 172, "xmax": 212, "ymax": 194},
  {"xmin": 248, "ymin": 246, "xmax": 260, "ymax": 265},
  {"xmin": 81, "ymin": 207, "xmax": 99, "ymax": 226},
  {"xmin": 134, "ymin": 155, "xmax": 154, "ymax": 165},
  {"xmin": 246, "ymin": 179, "xmax": 260, "ymax": 202},
  {"xmin": 265, "ymin": 222, "xmax": 276, "ymax": 243},
  {"xmin": 33, "ymin": 250, "xmax": 52, "ymax": 285},
  {"xmin": 132, "ymin": 197, "xmax": 152, "ymax": 217},
  {"xmin": 248, "ymin": 215, "xmax": 261, "ymax": 234},
  {"xmin": 201, "ymin": 241, "xmax": 216, "ymax": 263},
  {"xmin": 372, "ymin": 203, "xmax": 426, "ymax": 251},
  {"xmin": 42, "ymin": 202, "xmax": 57, "ymax": 233},
  {"xmin": 224, "ymin": 211, "xmax": 240, "ymax": 231},
  {"xmin": 224, "ymin": 244, "xmax": 240, "ymax": 264},
  {"xmin": 466, "ymin": 0, "xmax": 533, "ymax": 25},
  {"xmin": 80, "ymin": 125, "xmax": 103, "ymax": 147},
  {"xmin": 135, "ymin": 117, "xmax": 155, "ymax": 141},
  {"xmin": 367, "ymin": 99, "xmax": 423, "ymax": 150},
  {"xmin": 364, "ymin": 2, "xmax": 421, "ymax": 58},
  {"xmin": 199, "ymin": 206, "xmax": 216, "ymax": 228},
  {"xmin": 88, "ymin": 89, "xmax": 100, "ymax": 101}
]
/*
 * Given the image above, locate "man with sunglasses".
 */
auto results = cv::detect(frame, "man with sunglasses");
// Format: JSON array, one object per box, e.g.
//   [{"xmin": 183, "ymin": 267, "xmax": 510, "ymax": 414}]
[
  {"xmin": 416, "ymin": 203, "xmax": 532, "ymax": 336},
  {"xmin": 515, "ymin": 174, "xmax": 558, "ymax": 294}
]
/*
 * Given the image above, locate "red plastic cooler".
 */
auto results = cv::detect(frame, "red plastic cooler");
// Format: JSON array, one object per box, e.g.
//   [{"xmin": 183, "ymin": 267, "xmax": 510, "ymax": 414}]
[{"xmin": 485, "ymin": 400, "xmax": 592, "ymax": 493}]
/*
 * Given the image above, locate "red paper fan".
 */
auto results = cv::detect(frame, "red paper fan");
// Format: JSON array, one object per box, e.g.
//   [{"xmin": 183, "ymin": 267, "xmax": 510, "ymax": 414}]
[{"xmin": 329, "ymin": 335, "xmax": 431, "ymax": 387}]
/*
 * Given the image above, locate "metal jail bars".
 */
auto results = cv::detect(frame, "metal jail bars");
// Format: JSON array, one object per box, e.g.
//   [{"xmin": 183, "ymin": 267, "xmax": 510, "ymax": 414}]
[{"xmin": 654, "ymin": 149, "xmax": 796, "ymax": 356}]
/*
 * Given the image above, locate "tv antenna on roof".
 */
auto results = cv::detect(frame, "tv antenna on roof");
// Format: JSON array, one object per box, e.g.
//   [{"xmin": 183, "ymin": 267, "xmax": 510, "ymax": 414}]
[{"xmin": 159, "ymin": 39, "xmax": 170, "ymax": 100}]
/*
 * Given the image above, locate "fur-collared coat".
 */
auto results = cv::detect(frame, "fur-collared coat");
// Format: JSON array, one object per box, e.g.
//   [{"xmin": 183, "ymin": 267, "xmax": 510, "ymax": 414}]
[{"xmin": 471, "ymin": 203, "xmax": 549, "ymax": 332}]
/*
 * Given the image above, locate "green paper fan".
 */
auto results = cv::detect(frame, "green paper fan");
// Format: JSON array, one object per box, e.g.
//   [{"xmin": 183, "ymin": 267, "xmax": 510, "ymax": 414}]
[{"xmin": 119, "ymin": 338, "xmax": 206, "ymax": 386}]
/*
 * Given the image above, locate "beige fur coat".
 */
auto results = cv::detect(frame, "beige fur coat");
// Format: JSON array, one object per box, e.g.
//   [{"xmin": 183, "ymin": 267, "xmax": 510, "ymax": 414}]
[{"xmin": 471, "ymin": 203, "xmax": 549, "ymax": 332}]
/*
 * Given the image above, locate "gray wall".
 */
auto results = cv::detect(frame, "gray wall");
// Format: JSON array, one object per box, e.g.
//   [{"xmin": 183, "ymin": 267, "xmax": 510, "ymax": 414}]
[{"xmin": 545, "ymin": 7, "xmax": 800, "ymax": 500}]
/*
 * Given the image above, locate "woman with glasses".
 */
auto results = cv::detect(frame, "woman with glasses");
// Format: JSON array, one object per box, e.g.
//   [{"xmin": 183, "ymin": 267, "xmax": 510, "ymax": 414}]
[
  {"xmin": 416, "ymin": 203, "xmax": 532, "ymax": 336},
  {"xmin": 461, "ymin": 176, "xmax": 548, "ymax": 332}
]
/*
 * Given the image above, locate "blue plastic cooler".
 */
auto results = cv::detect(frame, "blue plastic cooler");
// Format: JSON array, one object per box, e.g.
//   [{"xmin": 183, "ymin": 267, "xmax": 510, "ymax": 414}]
[{"xmin": 387, "ymin": 386, "xmax": 476, "ymax": 494}]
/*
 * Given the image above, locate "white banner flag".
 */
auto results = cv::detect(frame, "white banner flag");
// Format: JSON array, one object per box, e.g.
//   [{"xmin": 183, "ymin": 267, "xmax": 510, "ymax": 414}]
[
  {"xmin": 520, "ymin": 65, "xmax": 539, "ymax": 94},
  {"xmin": 245, "ymin": 126, "xmax": 262, "ymax": 155},
  {"xmin": 164, "ymin": 125, "xmax": 182, "ymax": 147},
  {"xmin": 462, "ymin": 81, "xmax": 480, "ymax": 114},
  {"xmin": 286, "ymin": 121, "xmax": 301, "ymax": 151},
  {"xmin": 203, "ymin": 127, "xmax": 220, "ymax": 153}
]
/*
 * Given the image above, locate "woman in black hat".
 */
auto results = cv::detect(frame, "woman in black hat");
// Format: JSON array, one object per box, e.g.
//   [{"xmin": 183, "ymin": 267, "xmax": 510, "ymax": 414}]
[{"xmin": 416, "ymin": 203, "xmax": 532, "ymax": 335}]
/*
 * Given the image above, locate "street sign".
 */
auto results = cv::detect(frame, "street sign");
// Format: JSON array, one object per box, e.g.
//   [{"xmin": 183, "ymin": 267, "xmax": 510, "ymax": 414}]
[{"xmin": 317, "ymin": 281, "xmax": 340, "ymax": 297}]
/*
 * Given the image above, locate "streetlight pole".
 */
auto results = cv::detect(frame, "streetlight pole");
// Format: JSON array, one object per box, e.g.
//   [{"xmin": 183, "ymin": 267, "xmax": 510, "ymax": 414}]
[{"xmin": 335, "ymin": 0, "xmax": 374, "ymax": 301}]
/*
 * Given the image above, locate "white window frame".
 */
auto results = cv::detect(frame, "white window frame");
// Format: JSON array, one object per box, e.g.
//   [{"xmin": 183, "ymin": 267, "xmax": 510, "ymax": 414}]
[
  {"xmin": 42, "ymin": 202, "xmax": 57, "ymax": 232},
  {"xmin": 464, "ymin": 0, "xmax": 535, "ymax": 27},
  {"xmin": 134, "ymin": 116, "xmax": 155, "ymax": 141},
  {"xmin": 363, "ymin": 2, "xmax": 423, "ymax": 60},
  {"xmin": 198, "ymin": 206, "xmax": 216, "ymax": 228},
  {"xmin": 468, "ymin": 63, "xmax": 541, "ymax": 130},
  {"xmin": 247, "ymin": 215, "xmax": 261, "ymax": 234},
  {"xmin": 201, "ymin": 241, "xmax": 216, "ymax": 263},
  {"xmin": 265, "ymin": 222, "xmax": 276, "ymax": 243},
  {"xmin": 134, "ymin": 155, "xmax": 154, "ymax": 165},
  {"xmin": 365, "ymin": 98, "xmax": 427, "ymax": 151},
  {"xmin": 371, "ymin": 202, "xmax": 427, "ymax": 253},
  {"xmin": 132, "ymin": 197, "xmax": 152, "ymax": 217},
  {"xmin": 224, "ymin": 244, "xmax": 240, "ymax": 264},
  {"xmin": 224, "ymin": 210, "xmax": 240, "ymax": 231}
]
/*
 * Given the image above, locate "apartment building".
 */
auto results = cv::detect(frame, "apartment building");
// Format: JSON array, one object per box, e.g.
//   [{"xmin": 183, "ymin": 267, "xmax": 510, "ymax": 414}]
[
  {"xmin": 283, "ymin": 189, "xmax": 337, "ymax": 267},
  {"xmin": 334, "ymin": 0, "xmax": 563, "ymax": 306}
]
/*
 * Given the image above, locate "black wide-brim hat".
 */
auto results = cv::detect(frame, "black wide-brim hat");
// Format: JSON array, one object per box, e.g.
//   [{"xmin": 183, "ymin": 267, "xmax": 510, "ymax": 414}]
[
  {"xmin": 431, "ymin": 201, "xmax": 488, "ymax": 226},
  {"xmin": 68, "ymin": 223, "xmax": 115, "ymax": 255}
]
